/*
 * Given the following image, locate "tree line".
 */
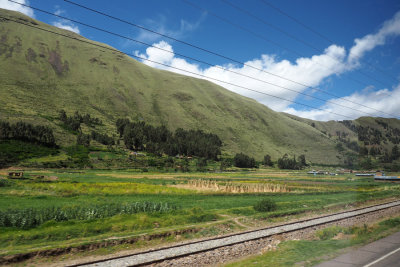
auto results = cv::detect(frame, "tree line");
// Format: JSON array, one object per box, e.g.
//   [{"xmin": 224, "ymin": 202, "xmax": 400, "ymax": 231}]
[
  {"xmin": 76, "ymin": 131, "xmax": 115, "ymax": 147},
  {"xmin": 116, "ymin": 119, "xmax": 222, "ymax": 160},
  {"xmin": 277, "ymin": 154, "xmax": 307, "ymax": 170},
  {"xmin": 231, "ymin": 152, "xmax": 306, "ymax": 169},
  {"xmin": 59, "ymin": 110, "xmax": 102, "ymax": 132},
  {"xmin": 0, "ymin": 121, "xmax": 56, "ymax": 147},
  {"xmin": 58, "ymin": 110, "xmax": 114, "ymax": 147}
]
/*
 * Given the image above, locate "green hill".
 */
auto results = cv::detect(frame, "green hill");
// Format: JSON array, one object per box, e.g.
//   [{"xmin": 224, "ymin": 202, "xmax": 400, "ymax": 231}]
[{"xmin": 0, "ymin": 8, "xmax": 398, "ymax": 166}]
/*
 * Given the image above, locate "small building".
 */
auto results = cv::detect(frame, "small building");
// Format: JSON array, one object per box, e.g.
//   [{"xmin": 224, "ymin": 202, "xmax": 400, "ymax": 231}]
[
  {"xmin": 8, "ymin": 172, "xmax": 24, "ymax": 179},
  {"xmin": 355, "ymin": 173, "xmax": 375, "ymax": 177},
  {"xmin": 374, "ymin": 171, "xmax": 400, "ymax": 181}
]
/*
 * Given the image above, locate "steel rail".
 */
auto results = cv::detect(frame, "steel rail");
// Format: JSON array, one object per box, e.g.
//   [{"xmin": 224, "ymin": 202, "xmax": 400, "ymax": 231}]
[{"xmin": 69, "ymin": 200, "xmax": 400, "ymax": 267}]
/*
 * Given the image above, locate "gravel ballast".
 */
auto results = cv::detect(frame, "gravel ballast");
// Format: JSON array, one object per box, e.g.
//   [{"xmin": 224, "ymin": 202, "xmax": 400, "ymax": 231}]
[{"xmin": 78, "ymin": 200, "xmax": 400, "ymax": 267}]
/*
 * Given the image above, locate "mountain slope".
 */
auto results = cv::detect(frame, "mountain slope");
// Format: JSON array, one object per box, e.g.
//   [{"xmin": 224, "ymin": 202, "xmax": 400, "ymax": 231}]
[{"xmin": 0, "ymin": 9, "xmax": 355, "ymax": 164}]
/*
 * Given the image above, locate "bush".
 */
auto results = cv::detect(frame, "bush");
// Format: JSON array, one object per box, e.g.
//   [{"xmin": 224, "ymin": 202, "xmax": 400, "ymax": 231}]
[
  {"xmin": 379, "ymin": 217, "xmax": 400, "ymax": 227},
  {"xmin": 188, "ymin": 207, "xmax": 218, "ymax": 223},
  {"xmin": 316, "ymin": 226, "xmax": 342, "ymax": 240},
  {"xmin": 234, "ymin": 153, "xmax": 256, "ymax": 168},
  {"xmin": 253, "ymin": 199, "xmax": 277, "ymax": 212},
  {"xmin": 0, "ymin": 179, "xmax": 13, "ymax": 187}
]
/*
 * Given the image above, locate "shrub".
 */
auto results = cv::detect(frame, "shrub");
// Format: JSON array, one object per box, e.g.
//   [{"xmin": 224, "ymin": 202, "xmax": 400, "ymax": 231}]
[
  {"xmin": 188, "ymin": 207, "xmax": 218, "ymax": 223},
  {"xmin": 253, "ymin": 199, "xmax": 277, "ymax": 212},
  {"xmin": 234, "ymin": 153, "xmax": 256, "ymax": 168},
  {"xmin": 316, "ymin": 226, "xmax": 342, "ymax": 240},
  {"xmin": 379, "ymin": 217, "xmax": 400, "ymax": 227},
  {"xmin": 0, "ymin": 179, "xmax": 13, "ymax": 187}
]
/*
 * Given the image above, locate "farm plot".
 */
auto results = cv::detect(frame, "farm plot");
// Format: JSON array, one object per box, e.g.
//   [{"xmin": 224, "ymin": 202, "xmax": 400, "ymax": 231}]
[{"xmin": 0, "ymin": 168, "xmax": 399, "ymax": 260}]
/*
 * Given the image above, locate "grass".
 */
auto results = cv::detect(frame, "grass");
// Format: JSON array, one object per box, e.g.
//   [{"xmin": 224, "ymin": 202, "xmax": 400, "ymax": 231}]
[
  {"xmin": 0, "ymin": 202, "xmax": 177, "ymax": 228},
  {"xmin": 225, "ymin": 216, "xmax": 400, "ymax": 267},
  {"xmin": 0, "ymin": 8, "xmax": 358, "ymax": 164},
  {"xmin": 0, "ymin": 168, "xmax": 399, "ymax": 259}
]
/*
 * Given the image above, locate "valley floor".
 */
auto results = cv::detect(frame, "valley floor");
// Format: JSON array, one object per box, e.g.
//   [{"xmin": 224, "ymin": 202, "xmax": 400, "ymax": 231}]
[{"xmin": 0, "ymin": 168, "xmax": 399, "ymax": 266}]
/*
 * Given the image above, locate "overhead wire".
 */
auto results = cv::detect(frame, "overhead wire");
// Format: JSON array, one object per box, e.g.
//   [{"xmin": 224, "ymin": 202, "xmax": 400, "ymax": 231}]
[
  {"xmin": 180, "ymin": 0, "xmax": 398, "ymax": 117},
  {"xmin": 7, "ymin": 0, "xmax": 399, "ymax": 118},
  {"xmin": 59, "ymin": 0, "xmax": 399, "ymax": 118},
  {"xmin": 259, "ymin": 0, "xmax": 399, "ymax": 85},
  {"xmin": 7, "ymin": 0, "xmax": 394, "ymax": 118},
  {"xmin": 220, "ymin": 0, "xmax": 396, "ymax": 90},
  {"xmin": 182, "ymin": 0, "xmax": 378, "ymax": 96},
  {"xmin": 0, "ymin": 15, "xmax": 356, "ymax": 120}
]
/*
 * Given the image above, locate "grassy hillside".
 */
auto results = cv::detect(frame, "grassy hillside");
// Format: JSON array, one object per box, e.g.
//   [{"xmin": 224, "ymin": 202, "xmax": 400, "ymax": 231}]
[{"xmin": 0, "ymin": 8, "xmax": 377, "ymax": 164}]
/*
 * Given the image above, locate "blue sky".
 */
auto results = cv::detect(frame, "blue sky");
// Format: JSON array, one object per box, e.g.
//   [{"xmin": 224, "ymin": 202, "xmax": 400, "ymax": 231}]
[{"xmin": 1, "ymin": 0, "xmax": 400, "ymax": 121}]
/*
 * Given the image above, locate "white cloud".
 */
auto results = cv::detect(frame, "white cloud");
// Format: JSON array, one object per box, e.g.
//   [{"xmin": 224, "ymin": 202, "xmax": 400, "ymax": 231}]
[
  {"xmin": 51, "ymin": 7, "xmax": 80, "ymax": 34},
  {"xmin": 136, "ymin": 41, "xmax": 348, "ymax": 111},
  {"xmin": 284, "ymin": 84, "xmax": 400, "ymax": 121},
  {"xmin": 136, "ymin": 39, "xmax": 400, "ymax": 121},
  {"xmin": 135, "ymin": 13, "xmax": 206, "ymax": 43},
  {"xmin": 52, "ymin": 21, "xmax": 80, "ymax": 34},
  {"xmin": 135, "ymin": 11, "xmax": 400, "ymax": 121},
  {"xmin": 0, "ymin": 0, "xmax": 34, "ymax": 18},
  {"xmin": 348, "ymin": 11, "xmax": 400, "ymax": 65}
]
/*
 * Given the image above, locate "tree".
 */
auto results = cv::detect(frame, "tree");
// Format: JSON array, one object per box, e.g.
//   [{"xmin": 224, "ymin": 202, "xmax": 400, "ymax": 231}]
[
  {"xmin": 117, "ymin": 119, "xmax": 222, "ymax": 160},
  {"xmin": 360, "ymin": 157, "xmax": 373, "ymax": 170},
  {"xmin": 359, "ymin": 146, "xmax": 369, "ymax": 156},
  {"xmin": 392, "ymin": 145, "xmax": 400, "ymax": 160},
  {"xmin": 234, "ymin": 153, "xmax": 256, "ymax": 168},
  {"xmin": 77, "ymin": 133, "xmax": 90, "ymax": 147},
  {"xmin": 0, "ymin": 120, "xmax": 56, "ymax": 147},
  {"xmin": 369, "ymin": 146, "xmax": 380, "ymax": 156},
  {"xmin": 116, "ymin": 118, "xmax": 130, "ymax": 137},
  {"xmin": 335, "ymin": 143, "xmax": 344, "ymax": 152},
  {"xmin": 277, "ymin": 154, "xmax": 298, "ymax": 170},
  {"xmin": 298, "ymin": 154, "xmax": 307, "ymax": 168},
  {"xmin": 381, "ymin": 150, "xmax": 392, "ymax": 163},
  {"xmin": 196, "ymin": 158, "xmax": 207, "ymax": 172},
  {"xmin": 59, "ymin": 109, "xmax": 67, "ymax": 122},
  {"xmin": 263, "ymin": 154, "xmax": 273, "ymax": 166}
]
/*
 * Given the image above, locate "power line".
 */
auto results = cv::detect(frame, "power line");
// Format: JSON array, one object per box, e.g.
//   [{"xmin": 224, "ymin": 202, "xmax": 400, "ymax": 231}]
[
  {"xmin": 7, "ymin": 0, "xmax": 398, "ymax": 119},
  {"xmin": 182, "ymin": 0, "xmax": 396, "ymax": 116},
  {"xmin": 220, "ymin": 0, "xmax": 396, "ymax": 90},
  {"xmin": 260, "ymin": 0, "xmax": 334, "ymax": 44},
  {"xmin": 259, "ymin": 0, "xmax": 399, "ymax": 85},
  {"xmin": 1, "ymin": 15, "xmax": 355, "ymax": 120},
  {"xmin": 59, "ymin": 0, "xmax": 398, "ymax": 118},
  {"xmin": 8, "ymin": 0, "xmax": 394, "ymax": 118}
]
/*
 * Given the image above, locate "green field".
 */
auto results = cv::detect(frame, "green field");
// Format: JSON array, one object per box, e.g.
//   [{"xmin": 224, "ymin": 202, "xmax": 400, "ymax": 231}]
[
  {"xmin": 1, "ymin": 168, "xmax": 399, "ymax": 265},
  {"xmin": 2, "ymin": 8, "xmax": 400, "ymax": 267}
]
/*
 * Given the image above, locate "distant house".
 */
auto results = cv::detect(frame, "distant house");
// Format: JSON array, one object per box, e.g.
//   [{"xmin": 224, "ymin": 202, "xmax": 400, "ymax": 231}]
[
  {"xmin": 307, "ymin": 170, "xmax": 330, "ymax": 175},
  {"xmin": 374, "ymin": 171, "xmax": 400, "ymax": 181},
  {"xmin": 130, "ymin": 151, "xmax": 145, "ymax": 157},
  {"xmin": 8, "ymin": 172, "xmax": 24, "ymax": 179},
  {"xmin": 337, "ymin": 169, "xmax": 353, "ymax": 174}
]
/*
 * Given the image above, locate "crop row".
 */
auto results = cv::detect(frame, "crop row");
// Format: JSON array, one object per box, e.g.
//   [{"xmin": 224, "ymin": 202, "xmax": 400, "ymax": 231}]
[
  {"xmin": 0, "ymin": 202, "xmax": 177, "ymax": 228},
  {"xmin": 187, "ymin": 179, "xmax": 289, "ymax": 193}
]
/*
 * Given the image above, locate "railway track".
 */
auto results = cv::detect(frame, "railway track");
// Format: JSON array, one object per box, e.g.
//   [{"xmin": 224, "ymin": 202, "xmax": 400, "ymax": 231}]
[{"xmin": 70, "ymin": 200, "xmax": 400, "ymax": 267}]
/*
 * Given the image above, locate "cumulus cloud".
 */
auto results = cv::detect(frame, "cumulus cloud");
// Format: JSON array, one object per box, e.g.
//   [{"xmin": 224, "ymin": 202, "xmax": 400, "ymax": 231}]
[
  {"xmin": 135, "ymin": 11, "xmax": 400, "ymax": 121},
  {"xmin": 284, "ymin": 84, "xmax": 400, "ymax": 121},
  {"xmin": 0, "ymin": 0, "xmax": 34, "ymax": 17},
  {"xmin": 52, "ymin": 21, "xmax": 80, "ymax": 34},
  {"xmin": 348, "ymin": 11, "xmax": 400, "ymax": 66},
  {"xmin": 51, "ymin": 7, "xmax": 80, "ymax": 34},
  {"xmin": 136, "ymin": 40, "xmax": 348, "ymax": 111}
]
